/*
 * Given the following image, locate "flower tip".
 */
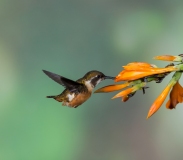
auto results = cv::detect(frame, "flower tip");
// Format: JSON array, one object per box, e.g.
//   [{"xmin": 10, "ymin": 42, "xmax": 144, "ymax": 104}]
[
  {"xmin": 114, "ymin": 77, "xmax": 120, "ymax": 82},
  {"xmin": 94, "ymin": 88, "xmax": 106, "ymax": 93},
  {"xmin": 122, "ymin": 96, "xmax": 129, "ymax": 102},
  {"xmin": 146, "ymin": 104, "xmax": 160, "ymax": 119},
  {"xmin": 146, "ymin": 110, "xmax": 152, "ymax": 119},
  {"xmin": 94, "ymin": 86, "xmax": 115, "ymax": 93},
  {"xmin": 111, "ymin": 95, "xmax": 118, "ymax": 99},
  {"xmin": 153, "ymin": 56, "xmax": 157, "ymax": 60},
  {"xmin": 146, "ymin": 113, "xmax": 152, "ymax": 119},
  {"xmin": 94, "ymin": 90, "xmax": 100, "ymax": 93}
]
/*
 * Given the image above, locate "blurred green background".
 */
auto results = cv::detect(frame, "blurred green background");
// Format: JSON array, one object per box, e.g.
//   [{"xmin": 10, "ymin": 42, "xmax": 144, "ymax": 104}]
[{"xmin": 1, "ymin": 0, "xmax": 183, "ymax": 160}]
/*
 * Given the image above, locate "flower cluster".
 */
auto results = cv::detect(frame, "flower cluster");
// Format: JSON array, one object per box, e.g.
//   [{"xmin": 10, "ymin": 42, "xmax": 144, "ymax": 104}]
[{"xmin": 95, "ymin": 55, "xmax": 183, "ymax": 119}]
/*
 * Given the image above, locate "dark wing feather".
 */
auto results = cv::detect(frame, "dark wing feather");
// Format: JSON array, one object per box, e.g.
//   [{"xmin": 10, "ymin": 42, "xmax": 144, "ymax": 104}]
[{"xmin": 42, "ymin": 70, "xmax": 82, "ymax": 92}]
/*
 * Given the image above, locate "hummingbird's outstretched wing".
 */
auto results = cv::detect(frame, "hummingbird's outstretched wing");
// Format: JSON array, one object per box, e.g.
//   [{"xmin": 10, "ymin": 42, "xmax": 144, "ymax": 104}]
[{"xmin": 42, "ymin": 70, "xmax": 82, "ymax": 92}]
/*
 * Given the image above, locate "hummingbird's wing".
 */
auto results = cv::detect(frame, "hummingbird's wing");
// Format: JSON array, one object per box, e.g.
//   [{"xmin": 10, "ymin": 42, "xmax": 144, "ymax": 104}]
[{"xmin": 42, "ymin": 70, "xmax": 82, "ymax": 92}]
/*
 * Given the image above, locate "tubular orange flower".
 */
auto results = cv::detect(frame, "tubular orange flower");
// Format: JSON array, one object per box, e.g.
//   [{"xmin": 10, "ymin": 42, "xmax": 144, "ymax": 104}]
[
  {"xmin": 115, "ymin": 66, "xmax": 177, "ymax": 82},
  {"xmin": 94, "ymin": 56, "xmax": 183, "ymax": 119},
  {"xmin": 112, "ymin": 87, "xmax": 135, "ymax": 99},
  {"xmin": 154, "ymin": 55, "xmax": 182, "ymax": 62},
  {"xmin": 94, "ymin": 82, "xmax": 130, "ymax": 93},
  {"xmin": 166, "ymin": 82, "xmax": 183, "ymax": 109},
  {"xmin": 115, "ymin": 70, "xmax": 150, "ymax": 81},
  {"xmin": 147, "ymin": 81, "xmax": 175, "ymax": 119},
  {"xmin": 112, "ymin": 82, "xmax": 146, "ymax": 99}
]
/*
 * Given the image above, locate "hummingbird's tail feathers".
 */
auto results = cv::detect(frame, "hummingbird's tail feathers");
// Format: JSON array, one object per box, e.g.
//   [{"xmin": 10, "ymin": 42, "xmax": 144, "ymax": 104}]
[
  {"xmin": 46, "ymin": 95, "xmax": 63, "ymax": 102},
  {"xmin": 46, "ymin": 95, "xmax": 56, "ymax": 98}
]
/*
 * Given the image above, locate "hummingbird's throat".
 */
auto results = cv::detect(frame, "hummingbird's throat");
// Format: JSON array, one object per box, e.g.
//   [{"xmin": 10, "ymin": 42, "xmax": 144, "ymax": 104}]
[
  {"xmin": 85, "ymin": 80, "xmax": 94, "ymax": 91},
  {"xmin": 85, "ymin": 79, "xmax": 102, "ymax": 91}
]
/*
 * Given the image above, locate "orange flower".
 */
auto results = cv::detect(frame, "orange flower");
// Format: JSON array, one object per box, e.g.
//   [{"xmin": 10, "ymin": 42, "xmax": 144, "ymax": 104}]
[
  {"xmin": 154, "ymin": 55, "xmax": 182, "ymax": 62},
  {"xmin": 94, "ymin": 57, "xmax": 183, "ymax": 119},
  {"xmin": 147, "ymin": 81, "xmax": 175, "ymax": 119},
  {"xmin": 115, "ymin": 66, "xmax": 177, "ymax": 82},
  {"xmin": 147, "ymin": 71, "xmax": 182, "ymax": 118},
  {"xmin": 112, "ymin": 87, "xmax": 135, "ymax": 99},
  {"xmin": 94, "ymin": 82, "xmax": 130, "ymax": 93},
  {"xmin": 112, "ymin": 82, "xmax": 146, "ymax": 99},
  {"xmin": 166, "ymin": 82, "xmax": 183, "ymax": 109}
]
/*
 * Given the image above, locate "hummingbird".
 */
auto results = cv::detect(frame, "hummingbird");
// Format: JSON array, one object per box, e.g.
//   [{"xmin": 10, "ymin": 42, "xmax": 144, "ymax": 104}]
[{"xmin": 43, "ymin": 70, "xmax": 114, "ymax": 108}]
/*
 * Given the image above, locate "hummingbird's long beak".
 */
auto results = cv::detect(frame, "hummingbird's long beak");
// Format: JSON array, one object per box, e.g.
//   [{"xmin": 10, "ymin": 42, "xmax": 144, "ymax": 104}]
[{"xmin": 104, "ymin": 76, "xmax": 115, "ymax": 80}]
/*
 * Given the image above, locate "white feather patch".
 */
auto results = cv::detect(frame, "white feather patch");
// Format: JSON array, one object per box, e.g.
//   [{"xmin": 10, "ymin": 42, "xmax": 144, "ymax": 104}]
[
  {"xmin": 67, "ymin": 93, "xmax": 75, "ymax": 101},
  {"xmin": 96, "ymin": 79, "xmax": 102, "ymax": 85}
]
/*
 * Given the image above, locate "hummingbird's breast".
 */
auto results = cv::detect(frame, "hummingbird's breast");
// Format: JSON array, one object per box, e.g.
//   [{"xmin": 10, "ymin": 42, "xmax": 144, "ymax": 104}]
[{"xmin": 64, "ymin": 92, "xmax": 92, "ymax": 108}]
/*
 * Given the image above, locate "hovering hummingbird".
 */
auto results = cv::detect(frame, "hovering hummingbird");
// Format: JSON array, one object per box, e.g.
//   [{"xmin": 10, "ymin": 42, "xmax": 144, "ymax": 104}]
[{"xmin": 43, "ymin": 70, "xmax": 114, "ymax": 108}]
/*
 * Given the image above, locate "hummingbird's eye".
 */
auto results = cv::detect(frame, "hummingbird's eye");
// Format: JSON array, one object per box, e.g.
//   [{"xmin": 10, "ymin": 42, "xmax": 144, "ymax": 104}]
[{"xmin": 96, "ymin": 75, "xmax": 101, "ymax": 78}]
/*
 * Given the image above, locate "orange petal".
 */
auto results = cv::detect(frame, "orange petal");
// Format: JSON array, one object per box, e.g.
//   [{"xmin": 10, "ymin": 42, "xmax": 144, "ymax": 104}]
[
  {"xmin": 115, "ymin": 66, "xmax": 177, "ymax": 82},
  {"xmin": 178, "ymin": 94, "xmax": 183, "ymax": 103},
  {"xmin": 166, "ymin": 100, "xmax": 171, "ymax": 109},
  {"xmin": 112, "ymin": 87, "xmax": 135, "ymax": 99},
  {"xmin": 147, "ymin": 82, "xmax": 175, "ymax": 119},
  {"xmin": 115, "ymin": 70, "xmax": 150, "ymax": 81},
  {"xmin": 125, "ymin": 62, "xmax": 152, "ymax": 67},
  {"xmin": 123, "ymin": 62, "xmax": 154, "ymax": 70},
  {"xmin": 94, "ymin": 83, "xmax": 129, "ymax": 93},
  {"xmin": 122, "ymin": 96, "xmax": 129, "ymax": 102},
  {"xmin": 166, "ymin": 97, "xmax": 178, "ymax": 109},
  {"xmin": 166, "ymin": 82, "xmax": 183, "ymax": 109},
  {"xmin": 154, "ymin": 55, "xmax": 183, "ymax": 62},
  {"xmin": 142, "ymin": 67, "xmax": 177, "ymax": 73},
  {"xmin": 154, "ymin": 55, "xmax": 176, "ymax": 61}
]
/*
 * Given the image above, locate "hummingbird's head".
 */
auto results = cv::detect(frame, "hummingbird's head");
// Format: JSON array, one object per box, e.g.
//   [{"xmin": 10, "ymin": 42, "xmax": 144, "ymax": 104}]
[{"xmin": 83, "ymin": 70, "xmax": 115, "ymax": 91}]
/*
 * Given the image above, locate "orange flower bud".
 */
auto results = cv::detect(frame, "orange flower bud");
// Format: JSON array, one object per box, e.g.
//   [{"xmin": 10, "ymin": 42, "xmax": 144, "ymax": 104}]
[
  {"xmin": 94, "ymin": 82, "xmax": 129, "ymax": 93},
  {"xmin": 112, "ymin": 87, "xmax": 135, "ymax": 99},
  {"xmin": 147, "ymin": 82, "xmax": 175, "ymax": 119},
  {"xmin": 154, "ymin": 55, "xmax": 183, "ymax": 62},
  {"xmin": 154, "ymin": 55, "xmax": 176, "ymax": 61},
  {"xmin": 112, "ymin": 82, "xmax": 146, "ymax": 99}
]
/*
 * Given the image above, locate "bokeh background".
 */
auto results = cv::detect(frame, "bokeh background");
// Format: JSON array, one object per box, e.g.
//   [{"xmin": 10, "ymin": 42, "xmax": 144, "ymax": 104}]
[{"xmin": 1, "ymin": 0, "xmax": 183, "ymax": 160}]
